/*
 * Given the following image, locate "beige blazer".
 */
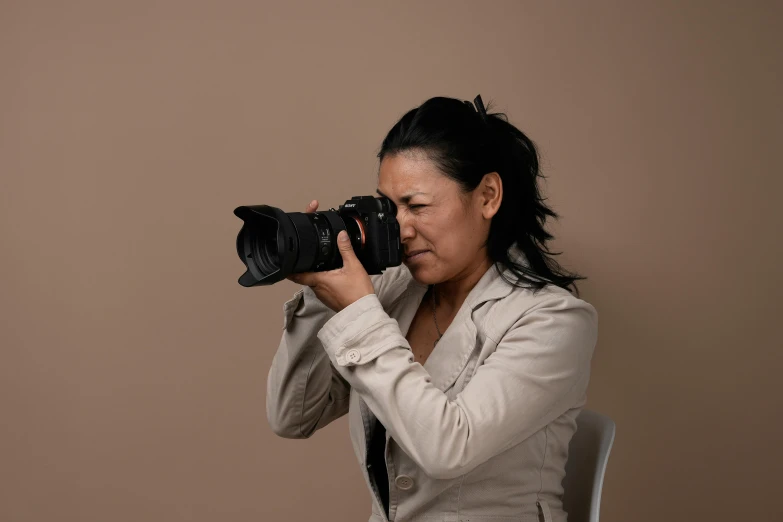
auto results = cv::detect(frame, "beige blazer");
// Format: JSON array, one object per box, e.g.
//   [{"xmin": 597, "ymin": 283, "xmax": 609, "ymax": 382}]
[{"xmin": 266, "ymin": 246, "xmax": 598, "ymax": 522}]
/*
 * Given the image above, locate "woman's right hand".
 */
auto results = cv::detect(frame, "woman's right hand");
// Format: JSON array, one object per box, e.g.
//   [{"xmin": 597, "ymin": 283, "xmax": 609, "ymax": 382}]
[{"xmin": 285, "ymin": 200, "xmax": 318, "ymax": 283}]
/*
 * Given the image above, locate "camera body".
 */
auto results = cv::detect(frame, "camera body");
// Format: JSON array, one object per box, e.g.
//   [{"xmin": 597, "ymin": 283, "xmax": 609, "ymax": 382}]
[
  {"xmin": 325, "ymin": 195, "xmax": 401, "ymax": 273},
  {"xmin": 234, "ymin": 195, "xmax": 401, "ymax": 287}
]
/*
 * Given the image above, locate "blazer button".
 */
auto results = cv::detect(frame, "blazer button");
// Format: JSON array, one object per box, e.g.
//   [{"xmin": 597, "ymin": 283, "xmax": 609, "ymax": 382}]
[
  {"xmin": 395, "ymin": 475, "xmax": 414, "ymax": 490},
  {"xmin": 346, "ymin": 349, "xmax": 361, "ymax": 363}
]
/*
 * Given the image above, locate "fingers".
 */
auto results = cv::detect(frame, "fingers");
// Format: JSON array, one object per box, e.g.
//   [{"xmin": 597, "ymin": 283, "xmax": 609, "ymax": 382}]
[
  {"xmin": 305, "ymin": 200, "xmax": 318, "ymax": 213},
  {"xmin": 336, "ymin": 231, "xmax": 358, "ymax": 267},
  {"xmin": 286, "ymin": 272, "xmax": 315, "ymax": 287},
  {"xmin": 291, "ymin": 273, "xmax": 315, "ymax": 287}
]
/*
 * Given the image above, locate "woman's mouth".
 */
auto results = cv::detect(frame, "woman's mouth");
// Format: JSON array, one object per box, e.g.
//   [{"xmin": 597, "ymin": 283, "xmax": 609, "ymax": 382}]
[{"xmin": 405, "ymin": 250, "xmax": 430, "ymax": 262}]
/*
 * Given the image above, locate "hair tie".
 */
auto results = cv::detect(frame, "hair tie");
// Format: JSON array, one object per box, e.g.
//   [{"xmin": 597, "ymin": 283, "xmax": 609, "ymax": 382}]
[
  {"xmin": 465, "ymin": 95, "xmax": 488, "ymax": 122},
  {"xmin": 473, "ymin": 94, "xmax": 487, "ymax": 119}
]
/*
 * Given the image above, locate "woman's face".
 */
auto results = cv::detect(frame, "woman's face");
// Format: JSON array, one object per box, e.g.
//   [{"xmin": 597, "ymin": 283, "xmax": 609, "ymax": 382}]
[{"xmin": 377, "ymin": 151, "xmax": 500, "ymax": 285}]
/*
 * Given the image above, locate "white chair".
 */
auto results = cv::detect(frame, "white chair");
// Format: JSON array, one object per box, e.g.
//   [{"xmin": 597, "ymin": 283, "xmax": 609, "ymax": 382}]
[{"xmin": 561, "ymin": 409, "xmax": 616, "ymax": 522}]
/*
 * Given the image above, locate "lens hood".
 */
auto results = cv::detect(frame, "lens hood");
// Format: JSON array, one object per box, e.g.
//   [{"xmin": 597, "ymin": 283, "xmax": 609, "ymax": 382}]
[{"xmin": 234, "ymin": 205, "xmax": 297, "ymax": 287}]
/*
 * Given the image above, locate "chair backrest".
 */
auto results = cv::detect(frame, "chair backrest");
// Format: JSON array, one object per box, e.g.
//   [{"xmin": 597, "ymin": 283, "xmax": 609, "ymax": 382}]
[{"xmin": 561, "ymin": 409, "xmax": 616, "ymax": 522}]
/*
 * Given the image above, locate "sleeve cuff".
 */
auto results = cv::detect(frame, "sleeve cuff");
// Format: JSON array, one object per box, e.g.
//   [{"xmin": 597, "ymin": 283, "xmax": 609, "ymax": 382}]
[{"xmin": 317, "ymin": 293, "xmax": 410, "ymax": 367}]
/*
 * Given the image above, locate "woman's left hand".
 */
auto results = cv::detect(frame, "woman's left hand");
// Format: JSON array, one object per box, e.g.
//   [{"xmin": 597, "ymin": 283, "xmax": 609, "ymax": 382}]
[{"xmin": 288, "ymin": 230, "xmax": 376, "ymax": 313}]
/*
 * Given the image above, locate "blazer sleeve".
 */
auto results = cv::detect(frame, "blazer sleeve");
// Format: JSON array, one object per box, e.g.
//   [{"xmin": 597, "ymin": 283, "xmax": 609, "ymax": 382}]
[
  {"xmin": 266, "ymin": 274, "xmax": 388, "ymax": 439},
  {"xmin": 315, "ymin": 291, "xmax": 598, "ymax": 479}
]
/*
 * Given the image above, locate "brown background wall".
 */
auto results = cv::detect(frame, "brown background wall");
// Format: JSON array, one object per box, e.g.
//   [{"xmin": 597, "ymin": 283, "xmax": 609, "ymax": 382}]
[{"xmin": 2, "ymin": 1, "xmax": 781, "ymax": 521}]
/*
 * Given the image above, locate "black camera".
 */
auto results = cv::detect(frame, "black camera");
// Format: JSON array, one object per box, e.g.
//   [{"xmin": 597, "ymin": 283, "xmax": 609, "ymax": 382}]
[{"xmin": 234, "ymin": 196, "xmax": 402, "ymax": 287}]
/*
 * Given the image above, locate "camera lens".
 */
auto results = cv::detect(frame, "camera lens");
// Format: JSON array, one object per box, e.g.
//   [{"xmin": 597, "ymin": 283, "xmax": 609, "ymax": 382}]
[
  {"xmin": 234, "ymin": 205, "xmax": 343, "ymax": 286},
  {"xmin": 234, "ymin": 196, "xmax": 400, "ymax": 287}
]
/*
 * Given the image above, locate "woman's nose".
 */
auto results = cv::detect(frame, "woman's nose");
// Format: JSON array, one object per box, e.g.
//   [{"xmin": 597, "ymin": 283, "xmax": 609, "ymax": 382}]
[{"xmin": 398, "ymin": 215, "xmax": 416, "ymax": 241}]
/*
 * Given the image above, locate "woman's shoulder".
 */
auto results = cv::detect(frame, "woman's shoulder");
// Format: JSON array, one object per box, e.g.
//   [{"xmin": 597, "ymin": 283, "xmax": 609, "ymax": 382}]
[
  {"xmin": 503, "ymin": 278, "xmax": 597, "ymax": 323},
  {"xmin": 483, "ymin": 277, "xmax": 598, "ymax": 344},
  {"xmin": 494, "ymin": 246, "xmax": 596, "ymax": 324}
]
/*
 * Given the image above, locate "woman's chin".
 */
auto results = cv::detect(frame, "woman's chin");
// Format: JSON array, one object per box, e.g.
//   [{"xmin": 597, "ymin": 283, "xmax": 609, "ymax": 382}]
[{"xmin": 405, "ymin": 265, "xmax": 437, "ymax": 285}]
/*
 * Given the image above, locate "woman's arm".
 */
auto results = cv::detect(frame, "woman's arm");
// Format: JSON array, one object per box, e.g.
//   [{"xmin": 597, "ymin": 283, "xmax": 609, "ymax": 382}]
[
  {"xmin": 266, "ymin": 270, "xmax": 389, "ymax": 438},
  {"xmin": 265, "ymin": 197, "xmax": 356, "ymax": 438},
  {"xmin": 314, "ymin": 290, "xmax": 598, "ymax": 479},
  {"xmin": 266, "ymin": 285, "xmax": 349, "ymax": 438}
]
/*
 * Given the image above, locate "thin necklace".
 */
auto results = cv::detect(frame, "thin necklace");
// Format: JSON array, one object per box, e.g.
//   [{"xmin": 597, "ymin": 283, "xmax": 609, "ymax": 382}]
[{"xmin": 430, "ymin": 284, "xmax": 443, "ymax": 347}]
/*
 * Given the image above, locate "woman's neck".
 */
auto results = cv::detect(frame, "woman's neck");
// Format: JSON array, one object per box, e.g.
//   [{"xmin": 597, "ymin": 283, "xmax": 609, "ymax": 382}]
[{"xmin": 433, "ymin": 255, "xmax": 493, "ymax": 313}]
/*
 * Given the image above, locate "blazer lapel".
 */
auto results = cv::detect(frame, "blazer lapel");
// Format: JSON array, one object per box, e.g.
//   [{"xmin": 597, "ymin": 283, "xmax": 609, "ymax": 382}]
[{"xmin": 425, "ymin": 262, "xmax": 511, "ymax": 392}]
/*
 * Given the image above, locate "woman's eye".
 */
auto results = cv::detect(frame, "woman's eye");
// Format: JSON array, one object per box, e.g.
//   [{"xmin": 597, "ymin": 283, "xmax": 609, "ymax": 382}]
[{"xmin": 409, "ymin": 204, "xmax": 425, "ymax": 210}]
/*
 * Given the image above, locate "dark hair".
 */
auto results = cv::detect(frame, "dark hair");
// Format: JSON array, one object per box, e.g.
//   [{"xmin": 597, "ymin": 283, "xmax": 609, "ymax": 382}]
[{"xmin": 377, "ymin": 96, "xmax": 586, "ymax": 296}]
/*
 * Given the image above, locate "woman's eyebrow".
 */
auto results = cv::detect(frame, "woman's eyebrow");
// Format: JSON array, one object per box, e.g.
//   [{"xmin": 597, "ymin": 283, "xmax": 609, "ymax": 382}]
[{"xmin": 376, "ymin": 188, "xmax": 426, "ymax": 204}]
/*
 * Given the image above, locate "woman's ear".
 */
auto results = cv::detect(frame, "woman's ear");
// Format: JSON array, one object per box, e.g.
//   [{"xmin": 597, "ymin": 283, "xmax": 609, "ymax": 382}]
[{"xmin": 480, "ymin": 172, "xmax": 503, "ymax": 219}]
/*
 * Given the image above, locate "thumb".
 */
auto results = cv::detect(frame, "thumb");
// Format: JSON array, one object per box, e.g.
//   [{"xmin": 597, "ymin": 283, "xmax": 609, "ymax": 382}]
[{"xmin": 337, "ymin": 231, "xmax": 356, "ymax": 262}]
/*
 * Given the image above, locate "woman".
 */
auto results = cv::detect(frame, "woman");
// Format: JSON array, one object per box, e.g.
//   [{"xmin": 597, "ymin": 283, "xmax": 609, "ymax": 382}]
[{"xmin": 266, "ymin": 95, "xmax": 598, "ymax": 522}]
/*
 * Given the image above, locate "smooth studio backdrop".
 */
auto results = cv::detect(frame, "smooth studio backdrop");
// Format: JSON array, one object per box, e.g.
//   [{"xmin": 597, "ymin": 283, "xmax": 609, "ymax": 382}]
[{"xmin": 2, "ymin": 2, "xmax": 781, "ymax": 521}]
